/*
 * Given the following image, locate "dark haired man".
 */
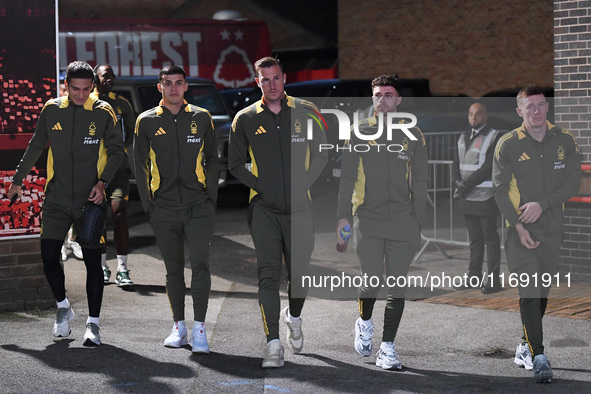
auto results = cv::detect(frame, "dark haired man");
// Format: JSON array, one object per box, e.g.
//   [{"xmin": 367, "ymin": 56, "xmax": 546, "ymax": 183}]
[
  {"xmin": 229, "ymin": 57, "xmax": 327, "ymax": 368},
  {"xmin": 134, "ymin": 65, "xmax": 218, "ymax": 353},
  {"xmin": 8, "ymin": 60, "xmax": 124, "ymax": 346},
  {"xmin": 493, "ymin": 86, "xmax": 581, "ymax": 383},
  {"xmin": 92, "ymin": 63, "xmax": 136, "ymax": 287},
  {"xmin": 336, "ymin": 74, "xmax": 428, "ymax": 370}
]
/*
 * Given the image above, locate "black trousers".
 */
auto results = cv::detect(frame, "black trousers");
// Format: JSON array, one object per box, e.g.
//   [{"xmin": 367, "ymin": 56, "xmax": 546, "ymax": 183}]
[{"xmin": 464, "ymin": 214, "xmax": 501, "ymax": 281}]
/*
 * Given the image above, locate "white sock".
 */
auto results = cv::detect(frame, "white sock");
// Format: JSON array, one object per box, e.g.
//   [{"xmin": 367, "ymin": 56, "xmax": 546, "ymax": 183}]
[
  {"xmin": 287, "ymin": 309, "xmax": 301, "ymax": 322},
  {"xmin": 56, "ymin": 298, "xmax": 70, "ymax": 309},
  {"xmin": 361, "ymin": 317, "xmax": 373, "ymax": 327},
  {"xmin": 101, "ymin": 253, "xmax": 108, "ymax": 269},
  {"xmin": 117, "ymin": 255, "xmax": 128, "ymax": 272},
  {"xmin": 268, "ymin": 338, "xmax": 281, "ymax": 344},
  {"xmin": 87, "ymin": 316, "xmax": 99, "ymax": 326}
]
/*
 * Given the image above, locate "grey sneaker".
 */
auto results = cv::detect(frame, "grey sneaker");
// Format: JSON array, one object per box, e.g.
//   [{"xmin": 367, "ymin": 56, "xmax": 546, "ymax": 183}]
[
  {"xmin": 53, "ymin": 307, "xmax": 75, "ymax": 338},
  {"xmin": 514, "ymin": 343, "xmax": 533, "ymax": 370},
  {"xmin": 533, "ymin": 354, "xmax": 553, "ymax": 383},
  {"xmin": 281, "ymin": 307, "xmax": 303, "ymax": 353},
  {"xmin": 83, "ymin": 322, "xmax": 101, "ymax": 346},
  {"xmin": 103, "ymin": 267, "xmax": 111, "ymax": 284},
  {"xmin": 354, "ymin": 317, "xmax": 373, "ymax": 357},
  {"xmin": 116, "ymin": 270, "xmax": 133, "ymax": 287},
  {"xmin": 262, "ymin": 340, "xmax": 284, "ymax": 368},
  {"xmin": 376, "ymin": 341, "xmax": 402, "ymax": 370}
]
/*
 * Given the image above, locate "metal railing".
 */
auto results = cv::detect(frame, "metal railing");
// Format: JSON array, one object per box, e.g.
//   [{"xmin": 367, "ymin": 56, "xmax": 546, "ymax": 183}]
[{"xmin": 415, "ymin": 131, "xmax": 506, "ymax": 262}]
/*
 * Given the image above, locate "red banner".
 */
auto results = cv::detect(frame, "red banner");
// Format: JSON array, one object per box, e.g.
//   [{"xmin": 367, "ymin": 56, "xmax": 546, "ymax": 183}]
[
  {"xmin": 0, "ymin": 0, "xmax": 55, "ymax": 239},
  {"xmin": 60, "ymin": 20, "xmax": 271, "ymax": 89}
]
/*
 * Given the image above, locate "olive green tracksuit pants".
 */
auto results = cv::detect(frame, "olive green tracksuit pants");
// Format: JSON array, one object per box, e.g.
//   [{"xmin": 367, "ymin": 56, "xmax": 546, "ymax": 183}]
[
  {"xmin": 505, "ymin": 227, "xmax": 562, "ymax": 357},
  {"xmin": 250, "ymin": 202, "xmax": 314, "ymax": 342},
  {"xmin": 149, "ymin": 202, "xmax": 215, "ymax": 322},
  {"xmin": 355, "ymin": 210, "xmax": 421, "ymax": 342}
]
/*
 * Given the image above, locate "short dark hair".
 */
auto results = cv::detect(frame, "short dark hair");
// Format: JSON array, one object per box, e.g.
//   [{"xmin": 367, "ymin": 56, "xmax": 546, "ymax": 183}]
[
  {"xmin": 516, "ymin": 86, "xmax": 545, "ymax": 105},
  {"xmin": 159, "ymin": 65, "xmax": 186, "ymax": 82},
  {"xmin": 254, "ymin": 57, "xmax": 283, "ymax": 76},
  {"xmin": 371, "ymin": 74, "xmax": 402, "ymax": 95},
  {"xmin": 65, "ymin": 61, "xmax": 94, "ymax": 83}
]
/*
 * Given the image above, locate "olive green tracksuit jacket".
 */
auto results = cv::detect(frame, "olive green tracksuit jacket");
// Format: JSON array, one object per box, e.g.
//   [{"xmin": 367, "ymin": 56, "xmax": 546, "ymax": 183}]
[
  {"xmin": 12, "ymin": 95, "xmax": 124, "ymax": 210},
  {"xmin": 229, "ymin": 94, "xmax": 328, "ymax": 213},
  {"xmin": 134, "ymin": 101, "xmax": 219, "ymax": 214},
  {"xmin": 493, "ymin": 121, "xmax": 581, "ymax": 239},
  {"xmin": 337, "ymin": 115, "xmax": 429, "ymax": 228}
]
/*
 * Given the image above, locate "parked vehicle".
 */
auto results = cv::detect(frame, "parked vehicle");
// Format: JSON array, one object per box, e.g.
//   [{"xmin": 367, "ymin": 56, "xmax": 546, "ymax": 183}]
[
  {"xmin": 219, "ymin": 87, "xmax": 261, "ymax": 117},
  {"xmin": 111, "ymin": 76, "xmax": 235, "ymax": 188}
]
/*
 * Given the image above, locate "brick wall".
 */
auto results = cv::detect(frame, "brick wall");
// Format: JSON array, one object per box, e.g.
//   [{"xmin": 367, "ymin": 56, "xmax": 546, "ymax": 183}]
[
  {"xmin": 338, "ymin": 0, "xmax": 554, "ymax": 97},
  {"xmin": 0, "ymin": 238, "xmax": 53, "ymax": 312},
  {"xmin": 554, "ymin": 0, "xmax": 591, "ymax": 281}
]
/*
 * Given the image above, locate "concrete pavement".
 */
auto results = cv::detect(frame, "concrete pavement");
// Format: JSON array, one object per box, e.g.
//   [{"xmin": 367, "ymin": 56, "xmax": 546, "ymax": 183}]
[{"xmin": 1, "ymin": 225, "xmax": 590, "ymax": 393}]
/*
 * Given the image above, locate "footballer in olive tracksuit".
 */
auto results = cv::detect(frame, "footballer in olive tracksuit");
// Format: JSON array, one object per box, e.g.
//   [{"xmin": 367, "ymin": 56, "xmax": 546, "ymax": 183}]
[
  {"xmin": 493, "ymin": 120, "xmax": 581, "ymax": 359},
  {"xmin": 90, "ymin": 88, "xmax": 136, "ymax": 200},
  {"xmin": 229, "ymin": 93, "xmax": 327, "ymax": 343},
  {"xmin": 134, "ymin": 98, "xmax": 218, "ymax": 324},
  {"xmin": 11, "ymin": 92, "xmax": 124, "ymax": 319},
  {"xmin": 337, "ymin": 114, "xmax": 428, "ymax": 343}
]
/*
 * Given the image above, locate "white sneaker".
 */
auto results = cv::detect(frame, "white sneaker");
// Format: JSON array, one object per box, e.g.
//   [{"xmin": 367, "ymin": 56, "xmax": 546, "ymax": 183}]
[
  {"xmin": 163, "ymin": 321, "xmax": 188, "ymax": 348},
  {"xmin": 354, "ymin": 317, "xmax": 373, "ymax": 357},
  {"xmin": 61, "ymin": 245, "xmax": 68, "ymax": 261},
  {"xmin": 53, "ymin": 307, "xmax": 75, "ymax": 337},
  {"xmin": 281, "ymin": 307, "xmax": 303, "ymax": 353},
  {"xmin": 376, "ymin": 341, "xmax": 402, "ymax": 370},
  {"xmin": 83, "ymin": 322, "xmax": 101, "ymax": 346},
  {"xmin": 262, "ymin": 339, "xmax": 284, "ymax": 368},
  {"xmin": 514, "ymin": 343, "xmax": 533, "ymax": 370},
  {"xmin": 68, "ymin": 239, "xmax": 83, "ymax": 259},
  {"xmin": 191, "ymin": 322, "xmax": 209, "ymax": 353}
]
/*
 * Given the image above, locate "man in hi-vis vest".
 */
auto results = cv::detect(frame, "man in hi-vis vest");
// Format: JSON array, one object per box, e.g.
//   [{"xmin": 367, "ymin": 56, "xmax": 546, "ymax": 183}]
[{"xmin": 452, "ymin": 102, "xmax": 502, "ymax": 294}]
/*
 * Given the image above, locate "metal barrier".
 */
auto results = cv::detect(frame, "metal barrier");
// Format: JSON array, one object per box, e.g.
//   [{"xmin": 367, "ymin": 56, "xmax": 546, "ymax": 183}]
[
  {"xmin": 414, "ymin": 156, "xmax": 506, "ymax": 263},
  {"xmin": 415, "ymin": 160, "xmax": 466, "ymax": 262}
]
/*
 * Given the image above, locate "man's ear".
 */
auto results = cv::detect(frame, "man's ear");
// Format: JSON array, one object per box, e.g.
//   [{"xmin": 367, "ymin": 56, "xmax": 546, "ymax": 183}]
[
  {"xmin": 516, "ymin": 108, "xmax": 523, "ymax": 118},
  {"xmin": 157, "ymin": 83, "xmax": 162, "ymax": 93}
]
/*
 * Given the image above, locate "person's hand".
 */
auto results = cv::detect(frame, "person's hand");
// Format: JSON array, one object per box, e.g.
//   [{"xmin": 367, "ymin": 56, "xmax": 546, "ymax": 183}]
[
  {"xmin": 88, "ymin": 181, "xmax": 105, "ymax": 205},
  {"xmin": 336, "ymin": 218, "xmax": 352, "ymax": 244},
  {"xmin": 8, "ymin": 184, "xmax": 22, "ymax": 202},
  {"xmin": 454, "ymin": 180, "xmax": 468, "ymax": 197},
  {"xmin": 515, "ymin": 223, "xmax": 540, "ymax": 249},
  {"xmin": 518, "ymin": 202, "xmax": 542, "ymax": 224}
]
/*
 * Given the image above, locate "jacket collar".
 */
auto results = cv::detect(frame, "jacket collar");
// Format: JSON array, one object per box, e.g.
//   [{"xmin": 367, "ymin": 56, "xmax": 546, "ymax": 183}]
[
  {"xmin": 517, "ymin": 120, "xmax": 556, "ymax": 140},
  {"xmin": 61, "ymin": 95, "xmax": 95, "ymax": 111}
]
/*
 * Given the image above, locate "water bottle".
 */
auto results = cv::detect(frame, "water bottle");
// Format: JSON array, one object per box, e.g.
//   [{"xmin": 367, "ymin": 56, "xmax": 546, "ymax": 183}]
[{"xmin": 336, "ymin": 224, "xmax": 352, "ymax": 252}]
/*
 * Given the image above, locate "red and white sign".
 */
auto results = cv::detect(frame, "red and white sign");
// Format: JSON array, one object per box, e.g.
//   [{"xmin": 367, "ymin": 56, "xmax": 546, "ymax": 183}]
[{"xmin": 60, "ymin": 20, "xmax": 271, "ymax": 88}]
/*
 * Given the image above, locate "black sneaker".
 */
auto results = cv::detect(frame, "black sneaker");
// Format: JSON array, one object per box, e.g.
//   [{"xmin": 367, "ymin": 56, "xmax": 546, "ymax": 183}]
[{"xmin": 481, "ymin": 282, "xmax": 503, "ymax": 294}]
